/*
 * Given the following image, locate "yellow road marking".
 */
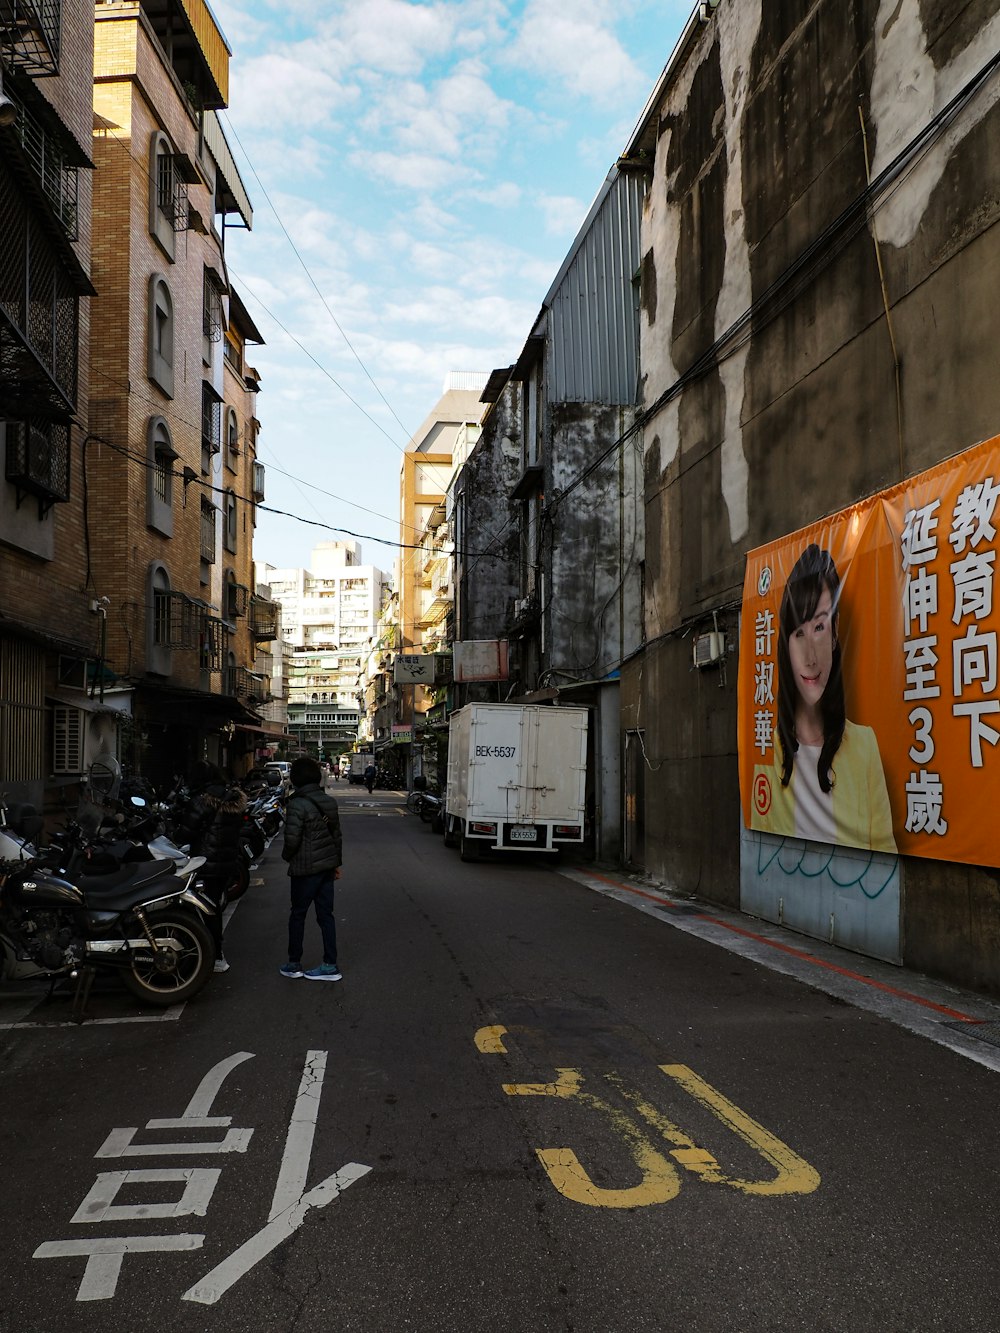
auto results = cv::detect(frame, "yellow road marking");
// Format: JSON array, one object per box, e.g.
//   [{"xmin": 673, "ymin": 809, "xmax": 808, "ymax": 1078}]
[
  {"xmin": 504, "ymin": 1068, "xmax": 680, "ymax": 1208},
  {"xmin": 474, "ymin": 1025, "xmax": 509, "ymax": 1054},
  {"xmin": 659, "ymin": 1064, "xmax": 820, "ymax": 1196}
]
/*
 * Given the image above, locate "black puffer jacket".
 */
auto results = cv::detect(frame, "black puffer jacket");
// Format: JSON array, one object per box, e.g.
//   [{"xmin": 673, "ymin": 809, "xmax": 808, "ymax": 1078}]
[
  {"xmin": 281, "ymin": 782, "xmax": 342, "ymax": 876},
  {"xmin": 176, "ymin": 781, "xmax": 247, "ymax": 892}
]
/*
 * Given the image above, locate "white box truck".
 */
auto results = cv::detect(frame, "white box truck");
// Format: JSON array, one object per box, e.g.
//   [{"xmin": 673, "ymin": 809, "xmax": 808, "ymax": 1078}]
[
  {"xmin": 348, "ymin": 752, "xmax": 375, "ymax": 785},
  {"xmin": 443, "ymin": 703, "xmax": 588, "ymax": 860}
]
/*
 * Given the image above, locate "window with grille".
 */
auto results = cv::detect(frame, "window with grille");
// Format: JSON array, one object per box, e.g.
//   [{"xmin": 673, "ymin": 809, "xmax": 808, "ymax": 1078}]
[
  {"xmin": 146, "ymin": 415, "xmax": 176, "ymax": 536},
  {"xmin": 201, "ymin": 381, "xmax": 221, "ymax": 471},
  {"xmin": 223, "ymin": 489, "xmax": 237, "ymax": 553},
  {"xmin": 199, "ymin": 616, "xmax": 228, "ymax": 672},
  {"xmin": 203, "ymin": 272, "xmax": 224, "ymax": 342},
  {"xmin": 53, "ymin": 705, "xmax": 85, "ymax": 774},
  {"xmin": 153, "ymin": 587, "xmax": 171, "ymax": 645},
  {"xmin": 225, "ymin": 575, "xmax": 248, "ymax": 620},
  {"xmin": 200, "ymin": 497, "xmax": 217, "ymax": 563},
  {"xmin": 149, "ymin": 132, "xmax": 187, "ymax": 258},
  {"xmin": 147, "ymin": 275, "xmax": 174, "ymax": 396},
  {"xmin": 4, "ymin": 419, "xmax": 70, "ymax": 512}
]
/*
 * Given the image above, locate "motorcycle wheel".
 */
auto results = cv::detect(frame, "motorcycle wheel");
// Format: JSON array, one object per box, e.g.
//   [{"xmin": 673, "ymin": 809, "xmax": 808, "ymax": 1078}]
[
  {"xmin": 121, "ymin": 912, "xmax": 214, "ymax": 1006},
  {"xmin": 227, "ymin": 857, "xmax": 251, "ymax": 902}
]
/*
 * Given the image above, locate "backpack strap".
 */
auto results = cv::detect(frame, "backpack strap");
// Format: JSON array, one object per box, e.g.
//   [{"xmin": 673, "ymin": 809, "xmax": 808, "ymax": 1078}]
[{"xmin": 302, "ymin": 795, "xmax": 337, "ymax": 836}]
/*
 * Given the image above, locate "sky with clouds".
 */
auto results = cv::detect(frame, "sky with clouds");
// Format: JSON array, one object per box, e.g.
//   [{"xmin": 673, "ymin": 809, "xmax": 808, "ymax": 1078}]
[{"xmin": 209, "ymin": 0, "xmax": 693, "ymax": 577}]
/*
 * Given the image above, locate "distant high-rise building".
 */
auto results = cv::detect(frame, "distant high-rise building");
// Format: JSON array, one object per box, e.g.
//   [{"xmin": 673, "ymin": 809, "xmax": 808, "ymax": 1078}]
[{"xmin": 262, "ymin": 543, "xmax": 389, "ymax": 753}]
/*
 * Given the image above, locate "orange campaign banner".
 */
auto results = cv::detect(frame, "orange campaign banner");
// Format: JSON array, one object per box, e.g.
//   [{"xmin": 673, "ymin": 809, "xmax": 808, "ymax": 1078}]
[{"xmin": 738, "ymin": 433, "xmax": 1000, "ymax": 867}]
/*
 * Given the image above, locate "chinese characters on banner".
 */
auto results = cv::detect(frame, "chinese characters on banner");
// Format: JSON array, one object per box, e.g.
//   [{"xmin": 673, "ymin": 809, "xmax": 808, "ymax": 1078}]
[{"xmin": 738, "ymin": 433, "xmax": 1000, "ymax": 867}]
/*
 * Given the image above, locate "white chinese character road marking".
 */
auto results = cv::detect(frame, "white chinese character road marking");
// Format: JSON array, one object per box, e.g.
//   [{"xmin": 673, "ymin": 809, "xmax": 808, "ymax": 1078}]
[
  {"xmin": 181, "ymin": 1049, "xmax": 372, "ymax": 1306},
  {"xmin": 181, "ymin": 1164, "xmax": 371, "ymax": 1306},
  {"xmin": 70, "ymin": 1170, "xmax": 221, "ymax": 1224},
  {"xmin": 33, "ymin": 1236, "xmax": 204, "ymax": 1303},
  {"xmin": 96, "ymin": 1051, "xmax": 255, "ymax": 1158}
]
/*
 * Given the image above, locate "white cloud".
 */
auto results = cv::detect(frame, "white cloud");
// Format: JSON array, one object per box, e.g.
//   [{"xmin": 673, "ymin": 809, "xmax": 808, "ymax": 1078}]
[
  {"xmin": 464, "ymin": 180, "xmax": 522, "ymax": 208},
  {"xmin": 509, "ymin": 0, "xmax": 642, "ymax": 104},
  {"xmin": 228, "ymin": 52, "xmax": 357, "ymax": 131},
  {"xmin": 352, "ymin": 149, "xmax": 480, "ymax": 193},
  {"xmin": 537, "ymin": 192, "xmax": 588, "ymax": 237},
  {"xmin": 327, "ymin": 0, "xmax": 462, "ymax": 76}
]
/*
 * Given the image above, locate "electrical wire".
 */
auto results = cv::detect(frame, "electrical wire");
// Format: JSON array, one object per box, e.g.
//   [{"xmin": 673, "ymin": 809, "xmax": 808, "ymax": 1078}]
[
  {"xmin": 84, "ymin": 426, "xmax": 506, "ymax": 558},
  {"xmin": 219, "ymin": 109, "xmax": 412, "ymax": 440}
]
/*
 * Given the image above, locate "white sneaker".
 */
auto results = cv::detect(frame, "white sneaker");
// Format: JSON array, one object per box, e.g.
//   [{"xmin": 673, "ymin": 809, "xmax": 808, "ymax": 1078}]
[{"xmin": 213, "ymin": 959, "xmax": 231, "ymax": 973}]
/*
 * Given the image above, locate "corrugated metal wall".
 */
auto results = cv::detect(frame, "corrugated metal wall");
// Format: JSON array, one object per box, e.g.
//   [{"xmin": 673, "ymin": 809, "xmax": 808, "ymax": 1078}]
[{"xmin": 547, "ymin": 170, "xmax": 647, "ymax": 405}]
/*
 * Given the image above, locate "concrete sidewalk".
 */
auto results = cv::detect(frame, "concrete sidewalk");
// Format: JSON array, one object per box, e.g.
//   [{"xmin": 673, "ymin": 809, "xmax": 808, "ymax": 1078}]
[{"xmin": 559, "ymin": 862, "xmax": 1000, "ymax": 1075}]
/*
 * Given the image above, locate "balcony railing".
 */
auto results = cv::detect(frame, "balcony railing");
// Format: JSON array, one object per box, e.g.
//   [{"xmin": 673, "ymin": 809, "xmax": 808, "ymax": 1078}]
[
  {"xmin": 224, "ymin": 666, "xmax": 270, "ymax": 702},
  {"xmin": 0, "ymin": 158, "xmax": 79, "ymax": 418},
  {"xmin": 4, "ymin": 418, "xmax": 69, "ymax": 514},
  {"xmin": 0, "ymin": 0, "xmax": 61, "ymax": 76},
  {"xmin": 225, "ymin": 581, "xmax": 249, "ymax": 620},
  {"xmin": 198, "ymin": 616, "xmax": 228, "ymax": 672},
  {"xmin": 4, "ymin": 80, "xmax": 79, "ymax": 237},
  {"xmin": 249, "ymin": 595, "xmax": 278, "ymax": 641}
]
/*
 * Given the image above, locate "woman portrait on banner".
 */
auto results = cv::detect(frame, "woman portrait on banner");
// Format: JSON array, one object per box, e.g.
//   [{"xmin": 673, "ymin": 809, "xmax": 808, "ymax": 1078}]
[{"xmin": 753, "ymin": 543, "xmax": 896, "ymax": 853}]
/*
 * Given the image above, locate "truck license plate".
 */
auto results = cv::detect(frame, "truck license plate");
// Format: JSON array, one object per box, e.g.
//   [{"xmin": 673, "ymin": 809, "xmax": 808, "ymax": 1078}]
[{"xmin": 510, "ymin": 826, "xmax": 536, "ymax": 842}]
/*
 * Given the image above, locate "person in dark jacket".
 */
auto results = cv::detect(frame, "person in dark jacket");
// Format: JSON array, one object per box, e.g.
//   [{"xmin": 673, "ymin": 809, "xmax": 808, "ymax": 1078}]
[
  {"xmin": 176, "ymin": 761, "xmax": 247, "ymax": 973},
  {"xmin": 279, "ymin": 756, "xmax": 343, "ymax": 981},
  {"xmin": 363, "ymin": 764, "xmax": 376, "ymax": 794}
]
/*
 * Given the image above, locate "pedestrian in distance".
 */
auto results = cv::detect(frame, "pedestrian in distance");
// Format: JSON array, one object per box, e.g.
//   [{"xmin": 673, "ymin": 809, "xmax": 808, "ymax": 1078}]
[
  {"xmin": 175, "ymin": 760, "xmax": 247, "ymax": 973},
  {"xmin": 363, "ymin": 763, "xmax": 376, "ymax": 794},
  {"xmin": 279, "ymin": 756, "xmax": 344, "ymax": 982}
]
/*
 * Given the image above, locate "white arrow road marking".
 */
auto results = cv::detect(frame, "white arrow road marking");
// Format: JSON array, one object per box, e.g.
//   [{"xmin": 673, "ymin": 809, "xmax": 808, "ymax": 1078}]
[{"xmin": 180, "ymin": 1163, "xmax": 371, "ymax": 1305}]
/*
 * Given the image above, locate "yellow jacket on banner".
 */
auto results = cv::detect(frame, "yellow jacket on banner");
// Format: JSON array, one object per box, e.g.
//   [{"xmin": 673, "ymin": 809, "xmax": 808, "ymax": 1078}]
[{"xmin": 752, "ymin": 720, "xmax": 896, "ymax": 853}]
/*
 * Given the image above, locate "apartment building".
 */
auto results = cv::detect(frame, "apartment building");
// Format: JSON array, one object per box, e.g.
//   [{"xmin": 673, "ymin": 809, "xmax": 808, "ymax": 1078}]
[
  {"xmin": 0, "ymin": 0, "xmax": 98, "ymax": 809},
  {"xmin": 85, "ymin": 0, "xmax": 275, "ymax": 788},
  {"xmin": 263, "ymin": 542, "xmax": 388, "ymax": 756}
]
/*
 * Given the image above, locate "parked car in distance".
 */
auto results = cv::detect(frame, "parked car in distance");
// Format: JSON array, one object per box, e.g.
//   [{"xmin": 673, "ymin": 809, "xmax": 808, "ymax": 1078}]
[{"xmin": 264, "ymin": 761, "xmax": 291, "ymax": 793}]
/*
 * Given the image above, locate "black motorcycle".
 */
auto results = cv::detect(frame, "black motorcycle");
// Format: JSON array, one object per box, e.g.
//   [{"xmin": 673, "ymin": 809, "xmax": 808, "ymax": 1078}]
[{"xmin": 0, "ymin": 851, "xmax": 216, "ymax": 1015}]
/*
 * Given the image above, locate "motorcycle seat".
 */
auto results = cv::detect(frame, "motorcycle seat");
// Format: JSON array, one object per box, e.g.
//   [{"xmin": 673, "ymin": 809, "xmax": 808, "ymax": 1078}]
[{"xmin": 78, "ymin": 859, "xmax": 178, "ymax": 906}]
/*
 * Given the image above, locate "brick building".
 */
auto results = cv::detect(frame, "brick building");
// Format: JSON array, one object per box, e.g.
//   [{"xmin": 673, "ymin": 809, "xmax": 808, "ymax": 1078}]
[
  {"xmin": 86, "ymin": 0, "xmax": 273, "ymax": 789},
  {"xmin": 0, "ymin": 0, "xmax": 99, "ymax": 811}
]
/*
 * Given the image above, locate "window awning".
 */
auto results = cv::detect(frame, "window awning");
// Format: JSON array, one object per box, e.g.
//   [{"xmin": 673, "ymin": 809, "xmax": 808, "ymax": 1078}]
[{"xmin": 49, "ymin": 689, "xmax": 133, "ymax": 717}]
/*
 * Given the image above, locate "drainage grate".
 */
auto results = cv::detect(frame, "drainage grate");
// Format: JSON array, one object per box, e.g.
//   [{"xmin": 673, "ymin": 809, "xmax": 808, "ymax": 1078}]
[{"xmin": 942, "ymin": 1020, "xmax": 1000, "ymax": 1048}]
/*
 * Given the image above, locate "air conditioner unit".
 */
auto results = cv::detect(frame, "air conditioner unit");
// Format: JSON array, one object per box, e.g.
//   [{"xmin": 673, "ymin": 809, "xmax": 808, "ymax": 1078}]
[{"xmin": 692, "ymin": 630, "xmax": 725, "ymax": 668}]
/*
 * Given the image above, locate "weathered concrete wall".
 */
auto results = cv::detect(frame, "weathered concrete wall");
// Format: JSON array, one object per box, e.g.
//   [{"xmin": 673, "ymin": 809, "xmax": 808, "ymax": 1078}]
[
  {"xmin": 452, "ymin": 383, "xmax": 521, "ymax": 698},
  {"xmin": 638, "ymin": 0, "xmax": 1000, "ymax": 986},
  {"xmin": 546, "ymin": 402, "xmax": 643, "ymax": 684}
]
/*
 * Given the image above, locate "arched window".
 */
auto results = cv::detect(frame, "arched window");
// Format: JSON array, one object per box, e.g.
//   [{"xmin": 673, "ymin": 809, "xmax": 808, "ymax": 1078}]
[
  {"xmin": 223, "ymin": 488, "xmax": 238, "ymax": 554},
  {"xmin": 148, "ymin": 131, "xmax": 182, "ymax": 260},
  {"xmin": 147, "ymin": 562, "xmax": 172, "ymax": 676},
  {"xmin": 225, "ymin": 406, "xmax": 239, "ymax": 472},
  {"xmin": 148, "ymin": 274, "xmax": 174, "ymax": 397},
  {"xmin": 146, "ymin": 416, "xmax": 176, "ymax": 536}
]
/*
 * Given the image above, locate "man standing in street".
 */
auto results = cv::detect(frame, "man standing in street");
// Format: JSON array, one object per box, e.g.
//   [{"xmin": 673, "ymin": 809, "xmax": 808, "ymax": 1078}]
[
  {"xmin": 364, "ymin": 762, "xmax": 376, "ymax": 794},
  {"xmin": 279, "ymin": 757, "xmax": 343, "ymax": 982}
]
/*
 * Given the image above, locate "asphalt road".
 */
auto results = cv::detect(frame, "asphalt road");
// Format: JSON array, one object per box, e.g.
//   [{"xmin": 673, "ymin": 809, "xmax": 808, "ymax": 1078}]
[{"xmin": 1, "ymin": 788, "xmax": 999, "ymax": 1332}]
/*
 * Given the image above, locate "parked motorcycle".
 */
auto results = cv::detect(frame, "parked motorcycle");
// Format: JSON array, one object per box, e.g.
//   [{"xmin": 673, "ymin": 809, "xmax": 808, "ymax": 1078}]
[
  {"xmin": 0, "ymin": 849, "xmax": 216, "ymax": 1015},
  {"xmin": 0, "ymin": 796, "xmax": 42, "ymax": 863}
]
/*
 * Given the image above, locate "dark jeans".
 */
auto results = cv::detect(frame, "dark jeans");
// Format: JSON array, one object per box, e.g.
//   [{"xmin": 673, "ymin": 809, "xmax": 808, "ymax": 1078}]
[{"xmin": 288, "ymin": 870, "xmax": 338, "ymax": 966}]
